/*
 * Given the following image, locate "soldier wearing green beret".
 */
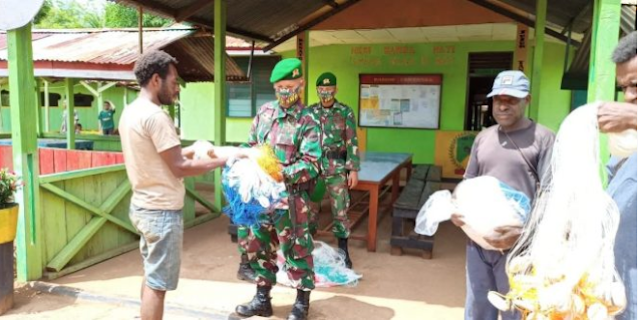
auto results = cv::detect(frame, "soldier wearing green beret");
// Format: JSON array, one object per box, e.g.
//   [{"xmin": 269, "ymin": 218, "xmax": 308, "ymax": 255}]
[
  {"xmin": 308, "ymin": 72, "xmax": 360, "ymax": 269},
  {"xmin": 235, "ymin": 58, "xmax": 320, "ymax": 320}
]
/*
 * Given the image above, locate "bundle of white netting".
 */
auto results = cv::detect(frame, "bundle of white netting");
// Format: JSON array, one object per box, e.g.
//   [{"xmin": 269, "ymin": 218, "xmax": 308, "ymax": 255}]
[
  {"xmin": 489, "ymin": 102, "xmax": 636, "ymax": 319},
  {"xmin": 414, "ymin": 176, "xmax": 531, "ymax": 250}
]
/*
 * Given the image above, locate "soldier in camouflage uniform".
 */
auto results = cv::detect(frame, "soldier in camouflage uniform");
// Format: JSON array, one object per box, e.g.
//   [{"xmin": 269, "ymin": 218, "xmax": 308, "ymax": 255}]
[
  {"xmin": 308, "ymin": 72, "xmax": 360, "ymax": 269},
  {"xmin": 234, "ymin": 58, "xmax": 320, "ymax": 320}
]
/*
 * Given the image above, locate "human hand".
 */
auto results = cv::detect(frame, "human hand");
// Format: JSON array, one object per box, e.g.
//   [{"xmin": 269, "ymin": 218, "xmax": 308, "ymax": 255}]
[
  {"xmin": 450, "ymin": 213, "xmax": 465, "ymax": 227},
  {"xmin": 483, "ymin": 225, "xmax": 522, "ymax": 250},
  {"xmin": 348, "ymin": 171, "xmax": 359, "ymax": 189},
  {"xmin": 598, "ymin": 102, "xmax": 637, "ymax": 133}
]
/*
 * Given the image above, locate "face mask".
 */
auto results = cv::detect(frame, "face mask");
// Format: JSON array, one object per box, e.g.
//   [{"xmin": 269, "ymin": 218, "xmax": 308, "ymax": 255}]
[
  {"xmin": 276, "ymin": 86, "xmax": 301, "ymax": 106},
  {"xmin": 318, "ymin": 90, "xmax": 335, "ymax": 104}
]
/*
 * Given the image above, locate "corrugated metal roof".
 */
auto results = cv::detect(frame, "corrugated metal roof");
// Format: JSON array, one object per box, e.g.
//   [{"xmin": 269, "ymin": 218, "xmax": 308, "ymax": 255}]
[
  {"xmin": 163, "ymin": 36, "xmax": 246, "ymax": 82},
  {"xmin": 0, "ymin": 27, "xmax": 248, "ymax": 82},
  {"xmin": 561, "ymin": 5, "xmax": 636, "ymax": 90},
  {"xmin": 116, "ymin": 0, "xmax": 331, "ymax": 42},
  {"xmin": 498, "ymin": 0, "xmax": 593, "ymax": 33},
  {"xmin": 0, "ymin": 28, "xmax": 192, "ymax": 64}
]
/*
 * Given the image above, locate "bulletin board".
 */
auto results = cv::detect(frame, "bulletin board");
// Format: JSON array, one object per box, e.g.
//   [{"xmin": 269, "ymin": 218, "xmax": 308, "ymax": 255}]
[{"xmin": 358, "ymin": 74, "xmax": 442, "ymax": 129}]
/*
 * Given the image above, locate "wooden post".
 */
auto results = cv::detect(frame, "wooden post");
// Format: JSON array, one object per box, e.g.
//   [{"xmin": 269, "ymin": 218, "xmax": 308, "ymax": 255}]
[
  {"xmin": 43, "ymin": 79, "xmax": 50, "ymax": 132},
  {"xmin": 96, "ymin": 82, "xmax": 103, "ymax": 125},
  {"xmin": 296, "ymin": 31, "xmax": 310, "ymax": 105},
  {"xmin": 213, "ymin": 0, "xmax": 227, "ymax": 212},
  {"xmin": 7, "ymin": 24, "xmax": 43, "ymax": 281},
  {"xmin": 123, "ymin": 87, "xmax": 128, "ymax": 109},
  {"xmin": 34, "ymin": 79, "xmax": 41, "ymax": 137},
  {"xmin": 138, "ymin": 6, "xmax": 144, "ymax": 54},
  {"xmin": 513, "ymin": 24, "xmax": 529, "ymax": 73},
  {"xmin": 587, "ymin": 0, "xmax": 621, "ymax": 102},
  {"xmin": 529, "ymin": 0, "xmax": 547, "ymax": 121},
  {"xmin": 64, "ymin": 78, "xmax": 76, "ymax": 149},
  {"xmin": 168, "ymin": 104, "xmax": 176, "ymax": 120},
  {"xmin": 588, "ymin": 0, "xmax": 621, "ymax": 170}
]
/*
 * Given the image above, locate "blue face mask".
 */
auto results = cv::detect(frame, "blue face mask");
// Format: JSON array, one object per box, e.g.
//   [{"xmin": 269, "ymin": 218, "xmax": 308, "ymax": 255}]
[{"xmin": 276, "ymin": 86, "xmax": 301, "ymax": 106}]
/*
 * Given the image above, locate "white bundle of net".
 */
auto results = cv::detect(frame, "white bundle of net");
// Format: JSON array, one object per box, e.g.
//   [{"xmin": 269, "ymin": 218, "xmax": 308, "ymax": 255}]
[
  {"xmin": 414, "ymin": 176, "xmax": 531, "ymax": 250},
  {"xmin": 489, "ymin": 103, "xmax": 635, "ymax": 319}
]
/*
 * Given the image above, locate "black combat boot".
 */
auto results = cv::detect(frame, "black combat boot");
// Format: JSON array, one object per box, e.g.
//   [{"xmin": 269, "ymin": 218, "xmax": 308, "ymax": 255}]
[
  {"xmin": 236, "ymin": 253, "xmax": 256, "ymax": 283},
  {"xmin": 338, "ymin": 237, "xmax": 353, "ymax": 269},
  {"xmin": 287, "ymin": 289, "xmax": 311, "ymax": 320},
  {"xmin": 235, "ymin": 285, "xmax": 273, "ymax": 317}
]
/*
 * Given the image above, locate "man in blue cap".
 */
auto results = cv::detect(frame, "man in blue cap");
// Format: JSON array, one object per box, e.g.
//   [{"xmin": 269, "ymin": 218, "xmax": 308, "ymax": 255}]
[{"xmin": 451, "ymin": 70, "xmax": 555, "ymax": 320}]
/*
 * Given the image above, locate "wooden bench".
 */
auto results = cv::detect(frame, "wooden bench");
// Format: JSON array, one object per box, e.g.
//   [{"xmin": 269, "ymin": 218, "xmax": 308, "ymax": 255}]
[{"xmin": 390, "ymin": 165, "xmax": 441, "ymax": 259}]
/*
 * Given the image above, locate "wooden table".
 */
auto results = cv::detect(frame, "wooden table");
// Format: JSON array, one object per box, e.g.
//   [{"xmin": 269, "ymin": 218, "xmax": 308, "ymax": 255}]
[{"xmin": 318, "ymin": 152, "xmax": 413, "ymax": 252}]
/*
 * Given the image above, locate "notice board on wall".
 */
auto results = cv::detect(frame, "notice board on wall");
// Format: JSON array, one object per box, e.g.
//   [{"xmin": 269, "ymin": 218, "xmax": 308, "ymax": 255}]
[{"xmin": 358, "ymin": 74, "xmax": 442, "ymax": 129}]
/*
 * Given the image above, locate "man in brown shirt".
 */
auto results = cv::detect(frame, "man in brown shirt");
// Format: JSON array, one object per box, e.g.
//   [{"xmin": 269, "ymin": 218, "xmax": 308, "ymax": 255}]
[
  {"xmin": 119, "ymin": 50, "xmax": 227, "ymax": 320},
  {"xmin": 452, "ymin": 70, "xmax": 555, "ymax": 320}
]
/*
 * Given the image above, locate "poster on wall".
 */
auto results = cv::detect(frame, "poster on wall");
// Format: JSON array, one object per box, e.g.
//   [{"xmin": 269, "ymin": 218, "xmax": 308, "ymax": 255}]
[
  {"xmin": 358, "ymin": 74, "xmax": 442, "ymax": 129},
  {"xmin": 434, "ymin": 131, "xmax": 477, "ymax": 179}
]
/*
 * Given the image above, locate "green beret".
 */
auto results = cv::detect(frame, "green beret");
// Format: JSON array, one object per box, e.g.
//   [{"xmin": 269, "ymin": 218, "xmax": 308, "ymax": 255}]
[
  {"xmin": 270, "ymin": 58, "xmax": 303, "ymax": 83},
  {"xmin": 316, "ymin": 72, "xmax": 337, "ymax": 86}
]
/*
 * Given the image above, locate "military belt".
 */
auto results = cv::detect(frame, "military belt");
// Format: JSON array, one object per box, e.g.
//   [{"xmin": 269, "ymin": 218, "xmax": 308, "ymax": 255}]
[{"xmin": 324, "ymin": 150, "xmax": 347, "ymax": 160}]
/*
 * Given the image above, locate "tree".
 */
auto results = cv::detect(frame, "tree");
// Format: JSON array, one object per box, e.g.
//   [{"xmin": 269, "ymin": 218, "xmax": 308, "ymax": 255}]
[
  {"xmin": 35, "ymin": 0, "xmax": 104, "ymax": 29},
  {"xmin": 33, "ymin": 0, "xmax": 53, "ymax": 25},
  {"xmin": 104, "ymin": 2, "xmax": 173, "ymax": 28},
  {"xmin": 33, "ymin": 0, "xmax": 173, "ymax": 29}
]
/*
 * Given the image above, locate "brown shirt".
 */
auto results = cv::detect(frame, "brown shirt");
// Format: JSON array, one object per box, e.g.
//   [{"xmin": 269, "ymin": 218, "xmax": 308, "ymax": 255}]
[
  {"xmin": 464, "ymin": 122, "xmax": 555, "ymax": 202},
  {"xmin": 119, "ymin": 98, "xmax": 184, "ymax": 210}
]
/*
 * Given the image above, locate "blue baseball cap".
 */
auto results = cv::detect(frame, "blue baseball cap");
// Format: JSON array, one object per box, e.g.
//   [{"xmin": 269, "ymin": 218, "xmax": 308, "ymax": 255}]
[{"xmin": 487, "ymin": 70, "xmax": 530, "ymax": 99}]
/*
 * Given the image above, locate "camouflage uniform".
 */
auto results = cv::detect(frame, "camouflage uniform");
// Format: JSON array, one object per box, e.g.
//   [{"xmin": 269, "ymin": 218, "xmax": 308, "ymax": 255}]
[
  {"xmin": 308, "ymin": 100, "xmax": 360, "ymax": 238},
  {"xmin": 238, "ymin": 100, "xmax": 321, "ymax": 290}
]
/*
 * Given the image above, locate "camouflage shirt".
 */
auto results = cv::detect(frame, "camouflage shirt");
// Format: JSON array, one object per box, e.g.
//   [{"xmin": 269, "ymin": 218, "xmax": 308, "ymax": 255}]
[
  {"xmin": 246, "ymin": 100, "xmax": 321, "ymax": 185},
  {"xmin": 309, "ymin": 100, "xmax": 360, "ymax": 176}
]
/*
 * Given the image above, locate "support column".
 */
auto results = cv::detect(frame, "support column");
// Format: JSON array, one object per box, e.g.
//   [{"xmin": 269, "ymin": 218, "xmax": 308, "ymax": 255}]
[
  {"xmin": 64, "ymin": 78, "xmax": 76, "ymax": 149},
  {"xmin": 513, "ymin": 24, "xmax": 530, "ymax": 73},
  {"xmin": 213, "ymin": 0, "xmax": 227, "ymax": 212},
  {"xmin": 43, "ymin": 79, "xmax": 50, "ymax": 133},
  {"xmin": 296, "ymin": 31, "xmax": 310, "ymax": 105},
  {"xmin": 587, "ymin": 0, "xmax": 621, "ymax": 102},
  {"xmin": 7, "ymin": 24, "xmax": 43, "ymax": 281},
  {"xmin": 529, "ymin": 0, "xmax": 547, "ymax": 121}
]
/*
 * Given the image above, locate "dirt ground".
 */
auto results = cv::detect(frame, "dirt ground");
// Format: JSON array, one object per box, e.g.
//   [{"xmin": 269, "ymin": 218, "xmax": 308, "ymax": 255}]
[{"xmin": 6, "ymin": 189, "xmax": 468, "ymax": 320}]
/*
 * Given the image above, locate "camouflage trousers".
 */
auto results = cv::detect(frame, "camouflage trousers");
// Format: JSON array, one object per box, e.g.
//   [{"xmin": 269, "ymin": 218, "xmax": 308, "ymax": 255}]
[
  {"xmin": 310, "ymin": 173, "xmax": 351, "ymax": 239},
  {"xmin": 237, "ymin": 193, "xmax": 315, "ymax": 290}
]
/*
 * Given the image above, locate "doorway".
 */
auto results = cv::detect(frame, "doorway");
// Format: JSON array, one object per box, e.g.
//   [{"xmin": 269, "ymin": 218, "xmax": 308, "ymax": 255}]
[{"xmin": 465, "ymin": 52, "xmax": 513, "ymax": 131}]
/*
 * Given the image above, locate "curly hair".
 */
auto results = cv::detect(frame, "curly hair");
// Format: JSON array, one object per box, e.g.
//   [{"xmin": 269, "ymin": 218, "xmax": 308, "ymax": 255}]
[
  {"xmin": 612, "ymin": 31, "xmax": 637, "ymax": 64},
  {"xmin": 133, "ymin": 50, "xmax": 179, "ymax": 87}
]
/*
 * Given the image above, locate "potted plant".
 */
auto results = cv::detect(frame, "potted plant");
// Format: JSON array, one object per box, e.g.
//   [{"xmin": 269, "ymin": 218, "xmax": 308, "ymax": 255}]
[
  {"xmin": 0, "ymin": 168, "xmax": 20, "ymax": 245},
  {"xmin": 0, "ymin": 168, "xmax": 20, "ymax": 315}
]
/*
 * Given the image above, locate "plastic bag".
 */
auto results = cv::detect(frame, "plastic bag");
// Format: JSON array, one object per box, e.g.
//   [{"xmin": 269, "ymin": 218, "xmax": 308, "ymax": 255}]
[
  {"xmin": 414, "ymin": 176, "xmax": 531, "ymax": 250},
  {"xmin": 276, "ymin": 241, "xmax": 362, "ymax": 288}
]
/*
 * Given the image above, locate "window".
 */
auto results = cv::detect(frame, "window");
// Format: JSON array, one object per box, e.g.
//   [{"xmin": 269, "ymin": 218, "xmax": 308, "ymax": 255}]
[
  {"xmin": 0, "ymin": 90, "xmax": 8, "ymax": 107},
  {"xmin": 40, "ymin": 92, "xmax": 62, "ymax": 107},
  {"xmin": 73, "ymin": 93, "xmax": 94, "ymax": 108},
  {"xmin": 226, "ymin": 56, "xmax": 280, "ymax": 118}
]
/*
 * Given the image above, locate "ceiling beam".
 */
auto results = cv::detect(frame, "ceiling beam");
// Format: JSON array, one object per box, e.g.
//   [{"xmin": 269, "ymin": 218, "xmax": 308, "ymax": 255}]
[
  {"xmin": 467, "ymin": 0, "xmax": 580, "ymax": 46},
  {"xmin": 175, "ymin": 0, "xmax": 212, "ymax": 22},
  {"xmin": 116, "ymin": 0, "xmax": 273, "ymax": 43},
  {"xmin": 322, "ymin": 0, "xmax": 339, "ymax": 8},
  {"xmin": 560, "ymin": 2, "xmax": 592, "ymax": 35},
  {"xmin": 188, "ymin": 17, "xmax": 273, "ymax": 43},
  {"xmin": 263, "ymin": 0, "xmax": 361, "ymax": 51}
]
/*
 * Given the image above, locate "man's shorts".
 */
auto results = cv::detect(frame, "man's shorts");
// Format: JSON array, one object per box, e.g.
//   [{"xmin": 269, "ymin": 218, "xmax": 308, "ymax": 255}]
[{"xmin": 129, "ymin": 204, "xmax": 183, "ymax": 291}]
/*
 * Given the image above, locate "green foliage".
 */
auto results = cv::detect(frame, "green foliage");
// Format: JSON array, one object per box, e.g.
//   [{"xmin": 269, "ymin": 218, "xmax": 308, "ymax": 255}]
[
  {"xmin": 104, "ymin": 2, "xmax": 173, "ymax": 28},
  {"xmin": 34, "ymin": 0, "xmax": 173, "ymax": 29},
  {"xmin": 35, "ymin": 0, "xmax": 103, "ymax": 28}
]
